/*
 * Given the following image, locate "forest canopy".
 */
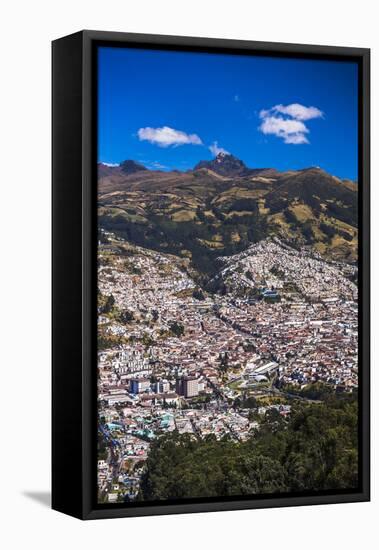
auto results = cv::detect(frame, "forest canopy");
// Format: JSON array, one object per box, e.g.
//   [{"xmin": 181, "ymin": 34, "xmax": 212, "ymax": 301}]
[{"xmin": 138, "ymin": 396, "xmax": 358, "ymax": 501}]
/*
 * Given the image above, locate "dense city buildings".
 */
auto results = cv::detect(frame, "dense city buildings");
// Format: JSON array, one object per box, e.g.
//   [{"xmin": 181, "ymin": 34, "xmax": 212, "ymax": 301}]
[
  {"xmin": 95, "ymin": 41, "xmax": 360, "ymax": 504},
  {"xmin": 97, "ymin": 231, "xmax": 358, "ymax": 503}
]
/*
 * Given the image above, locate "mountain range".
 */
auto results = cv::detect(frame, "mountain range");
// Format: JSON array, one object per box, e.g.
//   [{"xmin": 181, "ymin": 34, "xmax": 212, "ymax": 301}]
[{"xmin": 98, "ymin": 153, "xmax": 358, "ymax": 277}]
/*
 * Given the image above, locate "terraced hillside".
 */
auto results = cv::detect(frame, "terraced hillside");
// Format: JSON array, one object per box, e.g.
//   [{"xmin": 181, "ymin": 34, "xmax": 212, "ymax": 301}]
[{"xmin": 98, "ymin": 153, "xmax": 358, "ymax": 277}]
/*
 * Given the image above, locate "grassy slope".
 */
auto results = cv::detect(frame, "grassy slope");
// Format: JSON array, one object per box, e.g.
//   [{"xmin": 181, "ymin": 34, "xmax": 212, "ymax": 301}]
[{"xmin": 98, "ymin": 165, "xmax": 358, "ymax": 275}]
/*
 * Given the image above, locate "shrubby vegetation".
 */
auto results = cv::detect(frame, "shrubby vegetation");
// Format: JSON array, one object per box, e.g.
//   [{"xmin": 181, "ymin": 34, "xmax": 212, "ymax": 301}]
[
  {"xmin": 138, "ymin": 395, "xmax": 358, "ymax": 500},
  {"xmin": 277, "ymin": 381, "xmax": 336, "ymax": 401},
  {"xmin": 98, "ymin": 292, "xmax": 115, "ymax": 314},
  {"xmin": 168, "ymin": 321, "xmax": 185, "ymax": 337},
  {"xmin": 192, "ymin": 288, "xmax": 205, "ymax": 301}
]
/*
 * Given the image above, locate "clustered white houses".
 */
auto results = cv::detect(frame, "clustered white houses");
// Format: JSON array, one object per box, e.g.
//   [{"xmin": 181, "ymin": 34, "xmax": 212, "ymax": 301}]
[{"xmin": 97, "ymin": 233, "xmax": 358, "ymax": 503}]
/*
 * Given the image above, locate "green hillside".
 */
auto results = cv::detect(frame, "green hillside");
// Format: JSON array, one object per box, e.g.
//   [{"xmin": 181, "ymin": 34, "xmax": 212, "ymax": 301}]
[
  {"xmin": 138, "ymin": 395, "xmax": 358, "ymax": 500},
  {"xmin": 98, "ymin": 155, "xmax": 358, "ymax": 276}
]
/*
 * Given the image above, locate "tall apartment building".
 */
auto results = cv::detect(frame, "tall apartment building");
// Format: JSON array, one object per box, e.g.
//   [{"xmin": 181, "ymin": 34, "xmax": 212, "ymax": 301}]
[
  {"xmin": 129, "ymin": 378, "xmax": 150, "ymax": 395},
  {"xmin": 176, "ymin": 376, "xmax": 199, "ymax": 398},
  {"xmin": 154, "ymin": 380, "xmax": 170, "ymax": 394}
]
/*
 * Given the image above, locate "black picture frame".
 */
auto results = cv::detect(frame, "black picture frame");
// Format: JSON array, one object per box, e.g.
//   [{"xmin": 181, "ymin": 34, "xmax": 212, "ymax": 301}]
[{"xmin": 52, "ymin": 30, "xmax": 370, "ymax": 520}]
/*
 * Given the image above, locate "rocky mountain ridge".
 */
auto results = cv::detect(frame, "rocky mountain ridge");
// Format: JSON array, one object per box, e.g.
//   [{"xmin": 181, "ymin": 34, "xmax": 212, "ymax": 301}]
[{"xmin": 98, "ymin": 153, "xmax": 358, "ymax": 275}]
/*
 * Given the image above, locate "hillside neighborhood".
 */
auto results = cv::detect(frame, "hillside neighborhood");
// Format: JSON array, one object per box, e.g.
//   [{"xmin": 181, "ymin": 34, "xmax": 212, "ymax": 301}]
[{"xmin": 97, "ymin": 231, "xmax": 358, "ymax": 503}]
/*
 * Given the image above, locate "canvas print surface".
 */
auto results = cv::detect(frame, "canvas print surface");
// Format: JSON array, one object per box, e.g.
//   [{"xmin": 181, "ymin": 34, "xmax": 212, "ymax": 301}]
[{"xmin": 97, "ymin": 46, "xmax": 359, "ymax": 505}]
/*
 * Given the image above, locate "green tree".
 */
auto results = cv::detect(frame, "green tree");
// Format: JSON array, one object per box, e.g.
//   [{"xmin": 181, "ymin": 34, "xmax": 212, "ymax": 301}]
[
  {"xmin": 169, "ymin": 321, "xmax": 184, "ymax": 337},
  {"xmin": 138, "ymin": 395, "xmax": 358, "ymax": 500}
]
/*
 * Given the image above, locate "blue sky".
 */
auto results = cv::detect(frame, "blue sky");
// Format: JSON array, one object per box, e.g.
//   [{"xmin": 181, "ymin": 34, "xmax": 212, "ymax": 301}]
[{"xmin": 98, "ymin": 46, "xmax": 358, "ymax": 180}]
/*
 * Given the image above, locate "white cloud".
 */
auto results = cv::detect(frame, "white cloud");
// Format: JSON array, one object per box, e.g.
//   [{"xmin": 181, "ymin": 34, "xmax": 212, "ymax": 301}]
[
  {"xmin": 283, "ymin": 133, "xmax": 309, "ymax": 145},
  {"xmin": 101, "ymin": 162, "xmax": 119, "ymax": 167},
  {"xmin": 137, "ymin": 126, "xmax": 202, "ymax": 147},
  {"xmin": 259, "ymin": 116, "xmax": 309, "ymax": 144},
  {"xmin": 268, "ymin": 103, "xmax": 323, "ymax": 121},
  {"xmin": 209, "ymin": 141, "xmax": 230, "ymax": 156},
  {"xmin": 258, "ymin": 103, "xmax": 323, "ymax": 144}
]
